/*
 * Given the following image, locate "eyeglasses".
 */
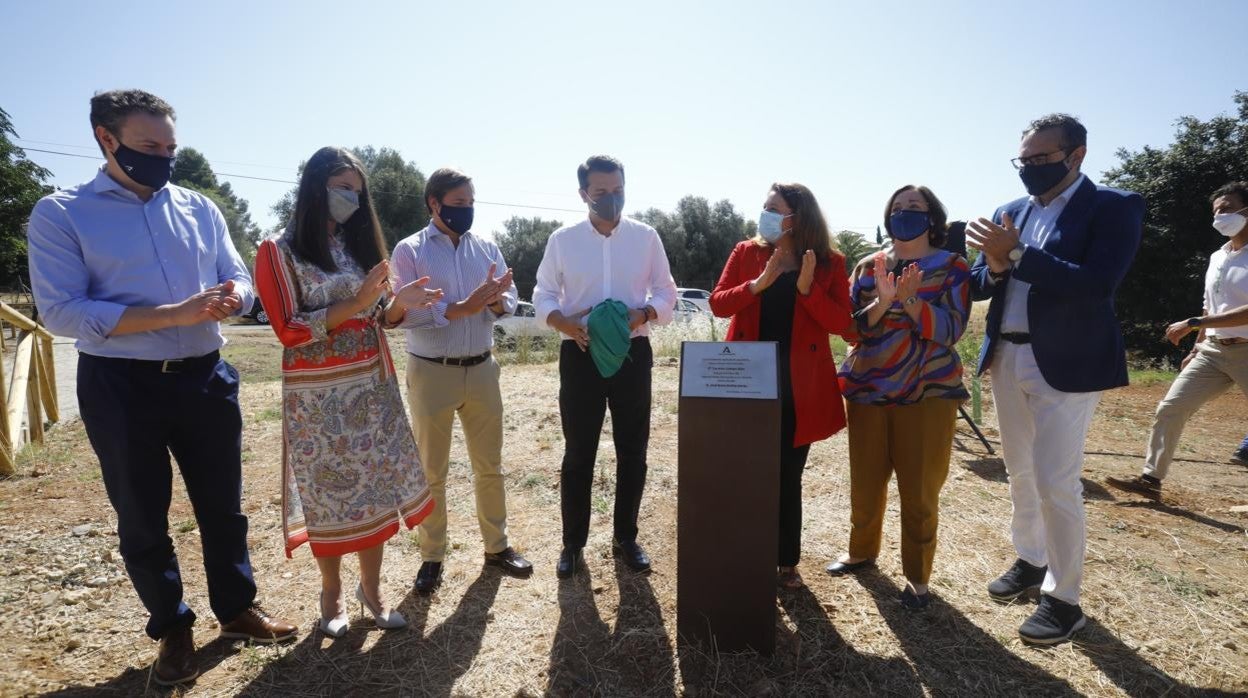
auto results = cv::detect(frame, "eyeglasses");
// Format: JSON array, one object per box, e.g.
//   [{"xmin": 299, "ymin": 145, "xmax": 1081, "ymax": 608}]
[{"xmin": 1010, "ymin": 148, "xmax": 1070, "ymax": 171}]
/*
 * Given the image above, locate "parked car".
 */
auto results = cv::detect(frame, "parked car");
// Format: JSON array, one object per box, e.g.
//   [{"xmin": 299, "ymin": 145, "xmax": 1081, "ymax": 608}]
[
  {"xmin": 673, "ymin": 297, "xmax": 708, "ymax": 323},
  {"xmin": 676, "ymin": 288, "xmax": 711, "ymax": 312},
  {"xmin": 243, "ymin": 297, "xmax": 269, "ymax": 325},
  {"xmin": 494, "ymin": 301, "xmax": 555, "ymax": 348}
]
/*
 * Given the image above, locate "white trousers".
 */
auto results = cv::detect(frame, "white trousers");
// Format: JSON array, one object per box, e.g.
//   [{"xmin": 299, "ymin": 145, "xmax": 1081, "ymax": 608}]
[{"xmin": 990, "ymin": 342, "xmax": 1101, "ymax": 606}]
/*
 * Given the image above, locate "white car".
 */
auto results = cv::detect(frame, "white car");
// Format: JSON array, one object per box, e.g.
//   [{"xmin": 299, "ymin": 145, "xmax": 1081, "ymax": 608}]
[
  {"xmin": 677, "ymin": 288, "xmax": 711, "ymax": 312},
  {"xmin": 494, "ymin": 301, "xmax": 554, "ymax": 348},
  {"xmin": 673, "ymin": 298, "xmax": 708, "ymax": 323}
]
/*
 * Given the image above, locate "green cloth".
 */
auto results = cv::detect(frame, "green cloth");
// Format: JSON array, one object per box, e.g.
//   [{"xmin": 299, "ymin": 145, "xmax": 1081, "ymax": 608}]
[{"xmin": 587, "ymin": 299, "xmax": 632, "ymax": 378}]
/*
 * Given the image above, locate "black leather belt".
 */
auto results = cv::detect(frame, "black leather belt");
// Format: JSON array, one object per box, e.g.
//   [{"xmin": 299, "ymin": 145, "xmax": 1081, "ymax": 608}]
[
  {"xmin": 413, "ymin": 351, "xmax": 491, "ymax": 367},
  {"xmin": 82, "ymin": 351, "xmax": 220, "ymax": 374},
  {"xmin": 1000, "ymin": 332, "xmax": 1031, "ymax": 345}
]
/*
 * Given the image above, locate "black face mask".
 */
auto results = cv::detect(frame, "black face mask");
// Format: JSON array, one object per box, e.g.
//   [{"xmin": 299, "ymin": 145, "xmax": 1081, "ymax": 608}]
[
  {"xmin": 588, "ymin": 192, "xmax": 625, "ymax": 222},
  {"xmin": 1018, "ymin": 157, "xmax": 1071, "ymax": 197},
  {"xmin": 437, "ymin": 203, "xmax": 474, "ymax": 235},
  {"xmin": 112, "ymin": 140, "xmax": 175, "ymax": 189}
]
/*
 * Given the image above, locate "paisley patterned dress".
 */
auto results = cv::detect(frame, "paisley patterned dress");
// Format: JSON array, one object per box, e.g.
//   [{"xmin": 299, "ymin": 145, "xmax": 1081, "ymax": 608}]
[{"xmin": 254, "ymin": 231, "xmax": 433, "ymax": 557}]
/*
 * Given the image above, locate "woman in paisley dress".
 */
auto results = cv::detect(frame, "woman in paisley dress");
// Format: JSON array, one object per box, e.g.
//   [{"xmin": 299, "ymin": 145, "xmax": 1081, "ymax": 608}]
[{"xmin": 254, "ymin": 146, "xmax": 442, "ymax": 636}]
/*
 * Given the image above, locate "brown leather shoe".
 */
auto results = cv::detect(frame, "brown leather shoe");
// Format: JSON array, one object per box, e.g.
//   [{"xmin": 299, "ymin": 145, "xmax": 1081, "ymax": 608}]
[
  {"xmin": 219, "ymin": 604, "xmax": 297, "ymax": 644},
  {"xmin": 153, "ymin": 624, "xmax": 198, "ymax": 686},
  {"xmin": 1106, "ymin": 474, "xmax": 1161, "ymax": 500},
  {"xmin": 484, "ymin": 546, "xmax": 534, "ymax": 577}
]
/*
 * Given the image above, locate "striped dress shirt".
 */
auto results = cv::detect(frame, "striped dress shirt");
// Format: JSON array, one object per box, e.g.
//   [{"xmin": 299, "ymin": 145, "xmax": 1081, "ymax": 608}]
[{"xmin": 390, "ymin": 223, "xmax": 518, "ymax": 358}]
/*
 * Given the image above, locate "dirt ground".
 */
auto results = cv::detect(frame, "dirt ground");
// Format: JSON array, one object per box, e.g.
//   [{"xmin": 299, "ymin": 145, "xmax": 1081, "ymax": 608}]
[{"xmin": 0, "ymin": 329, "xmax": 1245, "ymax": 697}]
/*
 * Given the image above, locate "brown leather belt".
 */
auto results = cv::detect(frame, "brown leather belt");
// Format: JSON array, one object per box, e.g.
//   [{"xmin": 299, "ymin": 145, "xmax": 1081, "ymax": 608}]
[{"xmin": 413, "ymin": 351, "xmax": 491, "ymax": 367}]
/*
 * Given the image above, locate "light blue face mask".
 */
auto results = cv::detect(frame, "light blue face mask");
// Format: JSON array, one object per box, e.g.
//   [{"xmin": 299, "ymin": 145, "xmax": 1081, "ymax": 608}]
[{"xmin": 759, "ymin": 210, "xmax": 789, "ymax": 243}]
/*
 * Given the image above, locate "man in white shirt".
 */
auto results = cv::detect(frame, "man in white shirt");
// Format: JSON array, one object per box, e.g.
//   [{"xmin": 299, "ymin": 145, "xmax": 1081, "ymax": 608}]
[
  {"xmin": 1109, "ymin": 182, "xmax": 1248, "ymax": 497},
  {"xmin": 532, "ymin": 155, "xmax": 677, "ymax": 578}
]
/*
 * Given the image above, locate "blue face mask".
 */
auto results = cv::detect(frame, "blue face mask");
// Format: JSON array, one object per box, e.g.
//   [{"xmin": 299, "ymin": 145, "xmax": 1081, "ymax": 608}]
[
  {"xmin": 437, "ymin": 203, "xmax": 475, "ymax": 234},
  {"xmin": 112, "ymin": 140, "xmax": 175, "ymax": 189},
  {"xmin": 588, "ymin": 192, "xmax": 625, "ymax": 222},
  {"xmin": 889, "ymin": 210, "xmax": 930, "ymax": 242},
  {"xmin": 759, "ymin": 210, "xmax": 789, "ymax": 243}
]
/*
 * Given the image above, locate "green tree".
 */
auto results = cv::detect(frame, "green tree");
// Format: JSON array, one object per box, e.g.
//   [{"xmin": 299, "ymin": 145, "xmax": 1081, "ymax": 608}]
[
  {"xmin": 0, "ymin": 106, "xmax": 54, "ymax": 288},
  {"xmin": 494, "ymin": 216, "xmax": 563, "ymax": 300},
  {"xmin": 636, "ymin": 197, "xmax": 753, "ymax": 291},
  {"xmin": 269, "ymin": 147, "xmax": 428, "ymax": 252},
  {"xmin": 1103, "ymin": 91, "xmax": 1248, "ymax": 363},
  {"xmin": 832, "ymin": 230, "xmax": 879, "ymax": 274},
  {"xmin": 171, "ymin": 147, "xmax": 262, "ymax": 265}
]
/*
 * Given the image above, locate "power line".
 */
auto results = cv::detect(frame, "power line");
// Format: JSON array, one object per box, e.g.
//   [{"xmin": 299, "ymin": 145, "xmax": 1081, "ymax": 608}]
[{"xmin": 17, "ymin": 144, "xmax": 882, "ymax": 228}]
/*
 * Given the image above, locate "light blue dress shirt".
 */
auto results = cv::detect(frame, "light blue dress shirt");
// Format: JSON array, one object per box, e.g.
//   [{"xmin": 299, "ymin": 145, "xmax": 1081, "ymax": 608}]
[
  {"xmin": 390, "ymin": 223, "xmax": 517, "ymax": 358},
  {"xmin": 27, "ymin": 166, "xmax": 254, "ymax": 360}
]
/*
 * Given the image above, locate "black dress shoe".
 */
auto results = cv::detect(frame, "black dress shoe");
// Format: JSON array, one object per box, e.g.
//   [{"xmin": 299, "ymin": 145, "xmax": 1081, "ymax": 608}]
[
  {"xmin": 153, "ymin": 624, "xmax": 198, "ymax": 686},
  {"xmin": 485, "ymin": 546, "xmax": 533, "ymax": 577},
  {"xmin": 1019, "ymin": 595, "xmax": 1086, "ymax": 645},
  {"xmin": 987, "ymin": 558, "xmax": 1047, "ymax": 602},
  {"xmin": 825, "ymin": 558, "xmax": 875, "ymax": 576},
  {"xmin": 556, "ymin": 548, "xmax": 583, "ymax": 579},
  {"xmin": 613, "ymin": 540, "xmax": 651, "ymax": 573},
  {"xmin": 898, "ymin": 587, "xmax": 930, "ymax": 611},
  {"xmin": 1106, "ymin": 474, "xmax": 1161, "ymax": 499},
  {"xmin": 415, "ymin": 561, "xmax": 443, "ymax": 594}
]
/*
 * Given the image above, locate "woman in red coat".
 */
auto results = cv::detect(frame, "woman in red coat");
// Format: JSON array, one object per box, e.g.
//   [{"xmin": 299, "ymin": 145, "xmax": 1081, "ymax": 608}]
[{"xmin": 709, "ymin": 182, "xmax": 853, "ymax": 589}]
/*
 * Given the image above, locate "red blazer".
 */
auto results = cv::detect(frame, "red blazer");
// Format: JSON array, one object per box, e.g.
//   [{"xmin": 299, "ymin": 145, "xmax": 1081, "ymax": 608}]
[{"xmin": 709, "ymin": 240, "xmax": 853, "ymax": 447}]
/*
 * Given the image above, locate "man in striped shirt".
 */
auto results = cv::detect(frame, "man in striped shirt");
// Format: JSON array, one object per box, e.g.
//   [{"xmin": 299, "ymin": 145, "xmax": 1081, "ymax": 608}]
[{"xmin": 386, "ymin": 167, "xmax": 532, "ymax": 593}]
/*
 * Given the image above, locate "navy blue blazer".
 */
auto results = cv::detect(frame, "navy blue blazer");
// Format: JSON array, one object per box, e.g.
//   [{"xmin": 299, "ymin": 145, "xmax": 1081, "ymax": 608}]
[{"xmin": 969, "ymin": 177, "xmax": 1144, "ymax": 393}]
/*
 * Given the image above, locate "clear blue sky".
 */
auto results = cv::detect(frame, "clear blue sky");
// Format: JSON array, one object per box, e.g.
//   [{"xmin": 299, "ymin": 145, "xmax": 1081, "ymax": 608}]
[{"xmin": 1, "ymin": 0, "xmax": 1237, "ymax": 250}]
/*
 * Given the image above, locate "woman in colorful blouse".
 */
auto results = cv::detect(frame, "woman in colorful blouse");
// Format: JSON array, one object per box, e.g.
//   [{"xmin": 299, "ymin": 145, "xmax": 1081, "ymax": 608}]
[
  {"xmin": 710, "ymin": 182, "xmax": 852, "ymax": 590},
  {"xmin": 827, "ymin": 184, "xmax": 971, "ymax": 610},
  {"xmin": 254, "ymin": 147, "xmax": 442, "ymax": 636}
]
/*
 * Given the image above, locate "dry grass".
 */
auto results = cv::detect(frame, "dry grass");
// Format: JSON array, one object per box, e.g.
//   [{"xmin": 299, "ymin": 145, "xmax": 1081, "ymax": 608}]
[{"xmin": 0, "ymin": 327, "xmax": 1245, "ymax": 697}]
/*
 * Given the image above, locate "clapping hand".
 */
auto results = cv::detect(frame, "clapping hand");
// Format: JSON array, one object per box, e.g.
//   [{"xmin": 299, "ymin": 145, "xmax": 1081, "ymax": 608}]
[
  {"xmin": 896, "ymin": 262, "xmax": 923, "ymax": 304},
  {"xmin": 354, "ymin": 261, "xmax": 391, "ymax": 311},
  {"xmin": 796, "ymin": 250, "xmax": 816, "ymax": 295},
  {"xmin": 485, "ymin": 266, "xmax": 514, "ymax": 311},
  {"xmin": 393, "ymin": 276, "xmax": 444, "ymax": 310},
  {"xmin": 175, "ymin": 280, "xmax": 241, "ymax": 325},
  {"xmin": 965, "ymin": 212, "xmax": 1020, "ymax": 273},
  {"xmin": 873, "ymin": 254, "xmax": 898, "ymax": 306},
  {"xmin": 751, "ymin": 248, "xmax": 788, "ymax": 294}
]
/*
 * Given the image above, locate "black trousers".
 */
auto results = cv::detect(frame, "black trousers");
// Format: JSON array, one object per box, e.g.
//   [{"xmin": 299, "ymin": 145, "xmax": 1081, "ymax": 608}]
[
  {"xmin": 558, "ymin": 338, "xmax": 653, "ymax": 550},
  {"xmin": 77, "ymin": 352, "xmax": 257, "ymax": 640},
  {"xmin": 778, "ymin": 388, "xmax": 812, "ymax": 567}
]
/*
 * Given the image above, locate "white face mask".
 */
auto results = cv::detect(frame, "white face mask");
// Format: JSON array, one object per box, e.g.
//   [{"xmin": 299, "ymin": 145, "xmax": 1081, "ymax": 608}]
[
  {"xmin": 1213, "ymin": 208, "xmax": 1248, "ymax": 237},
  {"xmin": 327, "ymin": 188, "xmax": 360, "ymax": 225}
]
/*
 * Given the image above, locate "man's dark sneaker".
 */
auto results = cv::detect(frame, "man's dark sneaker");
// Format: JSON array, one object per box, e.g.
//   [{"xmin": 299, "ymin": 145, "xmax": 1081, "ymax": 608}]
[
  {"xmin": 415, "ymin": 561, "xmax": 443, "ymax": 594},
  {"xmin": 987, "ymin": 558, "xmax": 1047, "ymax": 602},
  {"xmin": 1231, "ymin": 447, "xmax": 1248, "ymax": 467},
  {"xmin": 1019, "ymin": 594, "xmax": 1086, "ymax": 645},
  {"xmin": 1106, "ymin": 473, "xmax": 1161, "ymax": 499}
]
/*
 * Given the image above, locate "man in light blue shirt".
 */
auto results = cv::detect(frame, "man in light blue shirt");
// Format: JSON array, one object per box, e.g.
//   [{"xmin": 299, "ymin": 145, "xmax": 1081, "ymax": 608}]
[
  {"xmin": 26, "ymin": 89, "xmax": 294, "ymax": 686},
  {"xmin": 385, "ymin": 166, "xmax": 532, "ymax": 593}
]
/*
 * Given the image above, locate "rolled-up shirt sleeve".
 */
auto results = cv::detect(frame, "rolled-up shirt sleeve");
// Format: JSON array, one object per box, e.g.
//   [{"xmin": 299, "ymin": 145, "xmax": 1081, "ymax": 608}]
[
  {"xmin": 646, "ymin": 231, "xmax": 677, "ymax": 326},
  {"xmin": 27, "ymin": 199, "xmax": 126, "ymax": 342},
  {"xmin": 209, "ymin": 202, "xmax": 254, "ymax": 315},
  {"xmin": 492, "ymin": 243, "xmax": 518, "ymax": 318}
]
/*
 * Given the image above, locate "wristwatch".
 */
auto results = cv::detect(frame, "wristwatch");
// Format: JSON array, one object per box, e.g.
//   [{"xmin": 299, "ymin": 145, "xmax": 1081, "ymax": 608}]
[
  {"xmin": 1007, "ymin": 244, "xmax": 1025, "ymax": 265},
  {"xmin": 904, "ymin": 296, "xmax": 918, "ymax": 306},
  {"xmin": 1187, "ymin": 317, "xmax": 1203, "ymax": 328}
]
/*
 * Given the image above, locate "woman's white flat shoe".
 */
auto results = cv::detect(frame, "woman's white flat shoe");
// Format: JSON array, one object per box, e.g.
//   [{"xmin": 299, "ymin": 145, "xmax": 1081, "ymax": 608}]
[{"xmin": 356, "ymin": 584, "xmax": 406, "ymax": 629}]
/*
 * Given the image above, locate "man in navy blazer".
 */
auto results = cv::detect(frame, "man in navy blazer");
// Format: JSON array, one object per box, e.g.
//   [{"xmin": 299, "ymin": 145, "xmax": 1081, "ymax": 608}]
[{"xmin": 966, "ymin": 113, "xmax": 1144, "ymax": 645}]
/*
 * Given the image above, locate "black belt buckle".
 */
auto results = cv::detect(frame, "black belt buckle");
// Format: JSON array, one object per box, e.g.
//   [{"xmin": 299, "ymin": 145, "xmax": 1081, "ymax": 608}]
[{"xmin": 1001, "ymin": 332, "xmax": 1031, "ymax": 345}]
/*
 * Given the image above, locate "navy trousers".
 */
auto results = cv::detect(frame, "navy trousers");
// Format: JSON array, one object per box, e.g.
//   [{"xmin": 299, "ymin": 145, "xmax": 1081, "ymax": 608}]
[{"xmin": 77, "ymin": 352, "xmax": 256, "ymax": 640}]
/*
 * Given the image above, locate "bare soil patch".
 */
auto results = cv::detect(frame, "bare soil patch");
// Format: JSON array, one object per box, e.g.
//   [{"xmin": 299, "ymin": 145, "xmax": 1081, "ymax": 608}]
[{"xmin": 0, "ymin": 332, "xmax": 1245, "ymax": 696}]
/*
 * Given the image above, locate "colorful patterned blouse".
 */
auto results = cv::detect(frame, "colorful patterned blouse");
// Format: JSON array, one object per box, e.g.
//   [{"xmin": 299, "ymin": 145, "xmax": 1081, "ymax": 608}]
[{"xmin": 839, "ymin": 249, "xmax": 972, "ymax": 406}]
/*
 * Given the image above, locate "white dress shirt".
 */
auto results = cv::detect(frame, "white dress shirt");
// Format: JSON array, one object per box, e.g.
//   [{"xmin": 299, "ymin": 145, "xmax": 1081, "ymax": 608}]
[
  {"xmin": 1000, "ymin": 174, "xmax": 1086, "ymax": 334},
  {"xmin": 532, "ymin": 216, "xmax": 677, "ymax": 338},
  {"xmin": 1204, "ymin": 240, "xmax": 1248, "ymax": 340}
]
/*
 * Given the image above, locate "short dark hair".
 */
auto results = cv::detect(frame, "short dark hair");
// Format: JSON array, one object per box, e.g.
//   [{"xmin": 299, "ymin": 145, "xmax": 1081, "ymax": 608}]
[
  {"xmin": 577, "ymin": 155, "xmax": 624, "ymax": 190},
  {"xmin": 1210, "ymin": 181, "xmax": 1248, "ymax": 208},
  {"xmin": 89, "ymin": 89, "xmax": 176, "ymax": 154},
  {"xmin": 1023, "ymin": 113, "xmax": 1087, "ymax": 151},
  {"xmin": 425, "ymin": 167, "xmax": 473, "ymax": 213},
  {"xmin": 882, "ymin": 184, "xmax": 950, "ymax": 248}
]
